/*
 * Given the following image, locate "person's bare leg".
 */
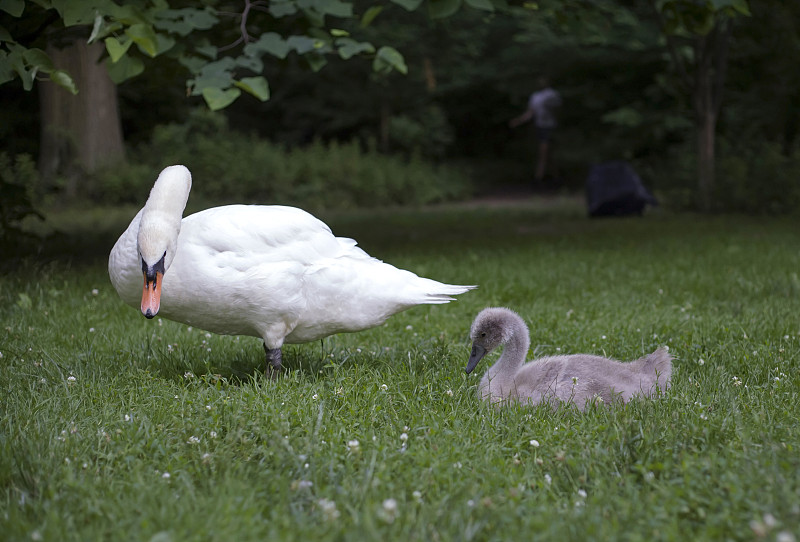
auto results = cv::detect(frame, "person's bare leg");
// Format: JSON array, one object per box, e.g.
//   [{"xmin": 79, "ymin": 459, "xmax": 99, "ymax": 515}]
[{"xmin": 536, "ymin": 141, "xmax": 549, "ymax": 182}]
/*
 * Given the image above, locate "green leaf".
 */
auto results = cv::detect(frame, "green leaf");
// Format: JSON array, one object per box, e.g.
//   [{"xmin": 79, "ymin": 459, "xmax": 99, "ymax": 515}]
[
  {"xmin": 244, "ymin": 33, "xmax": 290, "ymax": 59},
  {"xmin": 234, "ymin": 76, "xmax": 270, "ymax": 101},
  {"xmin": 372, "ymin": 45, "xmax": 407, "ymax": 75},
  {"xmin": 202, "ymin": 87, "xmax": 241, "ymax": 111},
  {"xmin": 390, "ymin": 0, "xmax": 424, "ymax": 11},
  {"xmin": 58, "ymin": 0, "xmax": 97, "ymax": 26},
  {"xmin": 154, "ymin": 32, "xmax": 176, "ymax": 55},
  {"xmin": 50, "ymin": 69, "xmax": 78, "ymax": 94},
  {"xmin": 360, "ymin": 6, "xmax": 383, "ymax": 26},
  {"xmin": 0, "ymin": 24, "xmax": 12, "ymax": 43},
  {"xmin": 155, "ymin": 7, "xmax": 219, "ymax": 36},
  {"xmin": 711, "ymin": 0, "xmax": 751, "ymax": 15},
  {"xmin": 330, "ymin": 28, "xmax": 349, "ymax": 37},
  {"xmin": 464, "ymin": 0, "xmax": 494, "ymax": 11},
  {"xmin": 0, "ymin": 50, "xmax": 15, "ymax": 85},
  {"xmin": 428, "ymin": 0, "xmax": 462, "ymax": 19},
  {"xmin": 126, "ymin": 23, "xmax": 159, "ymax": 57},
  {"xmin": 336, "ymin": 37, "xmax": 375, "ymax": 60},
  {"xmin": 305, "ymin": 52, "xmax": 327, "ymax": 72},
  {"xmin": 0, "ymin": 0, "xmax": 25, "ymax": 17},
  {"xmin": 287, "ymin": 35, "xmax": 318, "ymax": 55},
  {"xmin": 602, "ymin": 106, "xmax": 643, "ymax": 128},
  {"xmin": 177, "ymin": 54, "xmax": 206, "ymax": 74},
  {"xmin": 105, "ymin": 54, "xmax": 144, "ymax": 83},
  {"xmin": 105, "ymin": 37, "xmax": 132, "ymax": 63},
  {"xmin": 235, "ymin": 54, "xmax": 263, "ymax": 72},
  {"xmin": 22, "ymin": 48, "xmax": 54, "ymax": 73},
  {"xmin": 269, "ymin": 0, "xmax": 298, "ymax": 17}
]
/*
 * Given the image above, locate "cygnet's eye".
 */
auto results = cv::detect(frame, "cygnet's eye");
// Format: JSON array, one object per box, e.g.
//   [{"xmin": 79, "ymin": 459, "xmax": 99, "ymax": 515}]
[{"xmin": 480, "ymin": 332, "xmax": 486, "ymax": 337}]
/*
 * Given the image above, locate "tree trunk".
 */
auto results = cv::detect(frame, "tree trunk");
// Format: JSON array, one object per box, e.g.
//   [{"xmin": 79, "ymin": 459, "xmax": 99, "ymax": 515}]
[
  {"xmin": 697, "ymin": 108, "xmax": 716, "ymax": 212},
  {"xmin": 695, "ymin": 37, "xmax": 713, "ymax": 212},
  {"xmin": 39, "ymin": 39, "xmax": 124, "ymax": 198}
]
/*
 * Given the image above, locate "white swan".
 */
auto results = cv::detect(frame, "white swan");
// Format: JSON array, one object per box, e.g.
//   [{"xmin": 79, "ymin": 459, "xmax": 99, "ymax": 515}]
[
  {"xmin": 466, "ymin": 307, "xmax": 671, "ymax": 410},
  {"xmin": 108, "ymin": 165, "xmax": 475, "ymax": 373}
]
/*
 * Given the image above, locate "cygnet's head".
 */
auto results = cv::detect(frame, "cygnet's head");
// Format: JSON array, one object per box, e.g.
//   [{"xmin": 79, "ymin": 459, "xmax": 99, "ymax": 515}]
[{"xmin": 466, "ymin": 307, "xmax": 523, "ymax": 374}]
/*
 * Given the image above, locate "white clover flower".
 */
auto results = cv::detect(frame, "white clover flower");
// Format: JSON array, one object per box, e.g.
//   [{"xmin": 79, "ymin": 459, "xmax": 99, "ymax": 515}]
[
  {"xmin": 184, "ymin": 372, "xmax": 194, "ymax": 379},
  {"xmin": 412, "ymin": 490, "xmax": 422, "ymax": 502},
  {"xmin": 162, "ymin": 472, "xmax": 171, "ymax": 479},
  {"xmin": 380, "ymin": 384, "xmax": 388, "ymax": 391},
  {"xmin": 446, "ymin": 389, "xmax": 453, "ymax": 397},
  {"xmin": 124, "ymin": 414, "xmax": 131, "ymax": 422},
  {"xmin": 206, "ymin": 404, "xmax": 212, "ymax": 410},
  {"xmin": 67, "ymin": 376, "xmax": 76, "ymax": 383},
  {"xmin": 530, "ymin": 439, "xmax": 540, "ymax": 448},
  {"xmin": 187, "ymin": 436, "xmax": 200, "ymax": 444},
  {"xmin": 347, "ymin": 440, "xmax": 360, "ymax": 453},
  {"xmin": 763, "ymin": 513, "xmax": 777, "ymax": 528},
  {"xmin": 453, "ymin": 461, "xmax": 462, "ymax": 469},
  {"xmin": 205, "ymin": 333, "xmax": 212, "ymax": 339},
  {"xmin": 312, "ymin": 394, "xmax": 319, "ymax": 400},
  {"xmin": 317, "ymin": 498, "xmax": 340, "ymax": 521},
  {"xmin": 544, "ymin": 474, "xmax": 552, "ymax": 485},
  {"xmin": 399, "ymin": 432, "xmax": 409, "ymax": 442},
  {"xmin": 698, "ymin": 358, "xmax": 705, "ymax": 366},
  {"xmin": 601, "ymin": 335, "xmax": 606, "ymax": 340},
  {"xmin": 406, "ymin": 325, "xmax": 413, "ymax": 331},
  {"xmin": 209, "ymin": 430, "xmax": 218, "ymax": 439},
  {"xmin": 293, "ymin": 480, "xmax": 313, "ymax": 490},
  {"xmin": 89, "ymin": 327, "xmax": 95, "ymax": 333},
  {"xmin": 91, "ymin": 288, "xmax": 99, "ymax": 296},
  {"xmin": 733, "ymin": 376, "xmax": 742, "ymax": 386},
  {"xmin": 381, "ymin": 498, "xmax": 398, "ymax": 522},
  {"xmin": 777, "ymin": 532, "xmax": 796, "ymax": 542},
  {"xmin": 336, "ymin": 387, "xmax": 344, "ymax": 395},
  {"xmin": 577, "ymin": 489, "xmax": 587, "ymax": 499}
]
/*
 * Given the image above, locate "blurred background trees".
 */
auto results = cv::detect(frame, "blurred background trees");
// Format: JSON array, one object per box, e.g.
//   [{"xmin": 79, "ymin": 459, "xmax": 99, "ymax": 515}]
[{"xmin": 1, "ymin": 0, "xmax": 799, "ymax": 222}]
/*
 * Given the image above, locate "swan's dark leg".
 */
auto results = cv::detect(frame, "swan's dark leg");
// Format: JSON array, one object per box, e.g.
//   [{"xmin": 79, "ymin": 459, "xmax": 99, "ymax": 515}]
[{"xmin": 263, "ymin": 343, "xmax": 282, "ymax": 379}]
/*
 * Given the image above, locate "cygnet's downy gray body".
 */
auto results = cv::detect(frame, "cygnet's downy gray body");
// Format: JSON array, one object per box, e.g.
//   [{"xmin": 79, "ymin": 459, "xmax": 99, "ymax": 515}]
[{"xmin": 466, "ymin": 307, "xmax": 672, "ymax": 410}]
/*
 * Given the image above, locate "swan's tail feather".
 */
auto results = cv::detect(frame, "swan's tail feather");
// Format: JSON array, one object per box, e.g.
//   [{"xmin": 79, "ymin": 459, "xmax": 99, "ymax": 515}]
[{"xmin": 424, "ymin": 284, "xmax": 478, "ymax": 304}]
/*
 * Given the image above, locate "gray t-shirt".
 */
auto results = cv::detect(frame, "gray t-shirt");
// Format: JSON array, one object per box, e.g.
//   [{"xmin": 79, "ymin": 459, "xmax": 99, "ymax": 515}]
[{"xmin": 528, "ymin": 87, "xmax": 562, "ymax": 129}]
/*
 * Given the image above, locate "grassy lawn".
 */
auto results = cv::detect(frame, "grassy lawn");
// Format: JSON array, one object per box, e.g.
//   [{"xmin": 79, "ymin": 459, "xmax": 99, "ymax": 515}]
[{"xmin": 2, "ymin": 198, "xmax": 800, "ymax": 541}]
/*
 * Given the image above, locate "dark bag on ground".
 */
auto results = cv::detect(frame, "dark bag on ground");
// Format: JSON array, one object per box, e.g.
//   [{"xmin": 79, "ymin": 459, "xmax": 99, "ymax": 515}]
[{"xmin": 586, "ymin": 161, "xmax": 658, "ymax": 217}]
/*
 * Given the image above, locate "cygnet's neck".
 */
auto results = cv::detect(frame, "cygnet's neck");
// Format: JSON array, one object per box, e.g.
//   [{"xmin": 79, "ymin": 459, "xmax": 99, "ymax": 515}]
[{"xmin": 488, "ymin": 316, "xmax": 531, "ymax": 379}]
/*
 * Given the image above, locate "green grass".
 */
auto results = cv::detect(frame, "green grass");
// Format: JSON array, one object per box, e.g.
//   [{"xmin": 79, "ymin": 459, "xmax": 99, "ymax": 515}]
[{"xmin": 2, "ymin": 199, "xmax": 800, "ymax": 541}]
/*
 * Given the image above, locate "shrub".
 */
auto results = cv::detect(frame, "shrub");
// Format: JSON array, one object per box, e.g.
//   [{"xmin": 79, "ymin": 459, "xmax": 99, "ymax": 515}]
[
  {"xmin": 92, "ymin": 109, "xmax": 473, "ymax": 210},
  {"xmin": 0, "ymin": 153, "xmax": 43, "ymax": 253}
]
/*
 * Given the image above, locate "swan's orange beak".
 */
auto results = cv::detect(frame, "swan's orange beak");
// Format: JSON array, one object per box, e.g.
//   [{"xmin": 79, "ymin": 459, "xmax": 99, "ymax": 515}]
[{"xmin": 141, "ymin": 270, "xmax": 163, "ymax": 319}]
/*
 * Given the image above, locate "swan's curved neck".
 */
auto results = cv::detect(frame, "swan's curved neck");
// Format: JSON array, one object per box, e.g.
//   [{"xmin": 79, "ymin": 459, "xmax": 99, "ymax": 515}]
[
  {"xmin": 490, "ymin": 319, "xmax": 530, "ymax": 377},
  {"xmin": 137, "ymin": 166, "xmax": 192, "ymax": 266}
]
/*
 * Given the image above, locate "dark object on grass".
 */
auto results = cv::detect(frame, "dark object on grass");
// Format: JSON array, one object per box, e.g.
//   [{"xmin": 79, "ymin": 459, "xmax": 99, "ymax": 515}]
[{"xmin": 586, "ymin": 161, "xmax": 658, "ymax": 217}]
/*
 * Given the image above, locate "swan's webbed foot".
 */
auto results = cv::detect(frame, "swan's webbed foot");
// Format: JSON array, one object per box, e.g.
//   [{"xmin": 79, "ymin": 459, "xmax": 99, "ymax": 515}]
[{"xmin": 263, "ymin": 343, "xmax": 282, "ymax": 380}]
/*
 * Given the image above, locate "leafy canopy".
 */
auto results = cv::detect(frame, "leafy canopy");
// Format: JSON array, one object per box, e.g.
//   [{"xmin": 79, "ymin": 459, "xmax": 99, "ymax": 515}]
[{"xmin": 0, "ymin": 0, "xmax": 497, "ymax": 110}]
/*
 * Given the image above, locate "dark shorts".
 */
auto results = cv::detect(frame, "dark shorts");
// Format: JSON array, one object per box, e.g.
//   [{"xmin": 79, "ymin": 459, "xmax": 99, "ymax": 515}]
[{"xmin": 535, "ymin": 126, "xmax": 555, "ymax": 142}]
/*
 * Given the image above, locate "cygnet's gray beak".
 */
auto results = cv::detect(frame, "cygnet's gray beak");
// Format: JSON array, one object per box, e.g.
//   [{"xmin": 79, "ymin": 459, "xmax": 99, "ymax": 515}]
[{"xmin": 465, "ymin": 343, "xmax": 486, "ymax": 374}]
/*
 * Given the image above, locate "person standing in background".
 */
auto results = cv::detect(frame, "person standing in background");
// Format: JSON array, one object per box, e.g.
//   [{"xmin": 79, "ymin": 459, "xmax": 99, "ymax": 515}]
[{"xmin": 509, "ymin": 76, "xmax": 562, "ymax": 189}]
